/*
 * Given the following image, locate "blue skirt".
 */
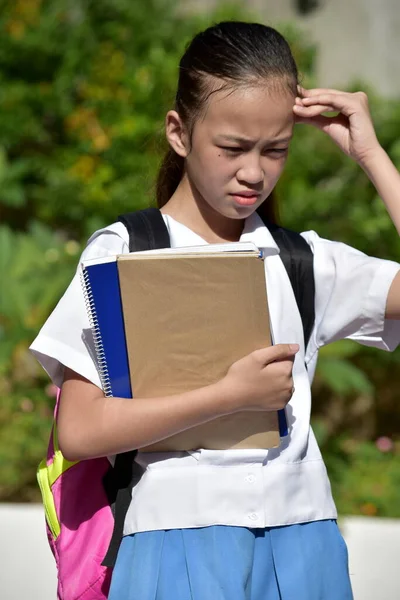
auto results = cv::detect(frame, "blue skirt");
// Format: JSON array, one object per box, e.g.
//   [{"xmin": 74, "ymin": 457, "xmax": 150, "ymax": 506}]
[{"xmin": 108, "ymin": 520, "xmax": 353, "ymax": 600}]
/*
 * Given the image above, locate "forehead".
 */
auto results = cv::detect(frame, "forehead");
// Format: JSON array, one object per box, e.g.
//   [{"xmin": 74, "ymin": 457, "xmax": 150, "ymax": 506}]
[{"xmin": 200, "ymin": 83, "xmax": 295, "ymax": 140}]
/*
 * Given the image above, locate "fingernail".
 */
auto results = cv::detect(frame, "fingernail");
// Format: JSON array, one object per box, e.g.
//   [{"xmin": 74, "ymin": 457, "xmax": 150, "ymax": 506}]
[{"xmin": 289, "ymin": 344, "xmax": 300, "ymax": 352}]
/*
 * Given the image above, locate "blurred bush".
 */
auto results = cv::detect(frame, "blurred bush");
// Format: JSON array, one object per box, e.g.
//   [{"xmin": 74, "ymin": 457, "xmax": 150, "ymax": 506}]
[
  {"xmin": 313, "ymin": 423, "xmax": 400, "ymax": 517},
  {"xmin": 0, "ymin": 0, "xmax": 251, "ymax": 500},
  {"xmin": 0, "ymin": 0, "xmax": 399, "ymax": 514},
  {"xmin": 0, "ymin": 0, "xmax": 196, "ymax": 239}
]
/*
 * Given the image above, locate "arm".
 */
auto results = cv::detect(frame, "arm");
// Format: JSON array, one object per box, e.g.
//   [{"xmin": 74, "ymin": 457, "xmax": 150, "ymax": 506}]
[
  {"xmin": 294, "ymin": 88, "xmax": 400, "ymax": 319},
  {"xmin": 58, "ymin": 344, "xmax": 298, "ymax": 461},
  {"xmin": 360, "ymin": 146, "xmax": 400, "ymax": 236},
  {"xmin": 294, "ymin": 88, "xmax": 400, "ymax": 235},
  {"xmin": 58, "ymin": 368, "xmax": 232, "ymax": 461},
  {"xmin": 359, "ymin": 143, "xmax": 400, "ymax": 319},
  {"xmin": 386, "ymin": 271, "xmax": 400, "ymax": 320}
]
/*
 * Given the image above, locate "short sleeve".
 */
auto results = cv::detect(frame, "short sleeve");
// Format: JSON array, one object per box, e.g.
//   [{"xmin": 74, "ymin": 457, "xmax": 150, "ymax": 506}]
[
  {"xmin": 29, "ymin": 223, "xmax": 130, "ymax": 389},
  {"xmin": 302, "ymin": 230, "xmax": 400, "ymax": 354}
]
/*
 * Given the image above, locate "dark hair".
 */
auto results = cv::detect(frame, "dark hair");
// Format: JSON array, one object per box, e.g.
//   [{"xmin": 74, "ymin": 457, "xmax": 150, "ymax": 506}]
[{"xmin": 156, "ymin": 21, "xmax": 299, "ymax": 222}]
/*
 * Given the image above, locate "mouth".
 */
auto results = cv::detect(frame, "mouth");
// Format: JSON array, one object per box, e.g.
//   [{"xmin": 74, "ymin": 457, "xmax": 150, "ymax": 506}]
[{"xmin": 229, "ymin": 191, "xmax": 261, "ymax": 207}]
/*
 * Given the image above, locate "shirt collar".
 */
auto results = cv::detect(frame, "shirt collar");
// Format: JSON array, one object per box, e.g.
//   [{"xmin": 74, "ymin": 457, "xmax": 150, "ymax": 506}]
[
  {"xmin": 240, "ymin": 211, "xmax": 280, "ymax": 256},
  {"xmin": 165, "ymin": 212, "xmax": 280, "ymax": 256}
]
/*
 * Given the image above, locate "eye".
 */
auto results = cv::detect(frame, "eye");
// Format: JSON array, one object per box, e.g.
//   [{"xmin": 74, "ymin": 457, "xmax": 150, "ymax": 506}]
[
  {"xmin": 220, "ymin": 146, "xmax": 243, "ymax": 154},
  {"xmin": 264, "ymin": 148, "xmax": 289, "ymax": 156}
]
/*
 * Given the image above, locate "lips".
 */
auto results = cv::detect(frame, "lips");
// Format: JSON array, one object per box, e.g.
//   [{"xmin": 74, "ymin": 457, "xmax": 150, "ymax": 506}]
[
  {"xmin": 231, "ymin": 191, "xmax": 261, "ymax": 198},
  {"xmin": 230, "ymin": 191, "xmax": 261, "ymax": 206}
]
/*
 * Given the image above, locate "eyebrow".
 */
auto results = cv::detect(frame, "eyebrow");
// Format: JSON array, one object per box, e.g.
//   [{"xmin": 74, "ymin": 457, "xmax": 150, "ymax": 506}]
[{"xmin": 217, "ymin": 135, "xmax": 292, "ymax": 145}]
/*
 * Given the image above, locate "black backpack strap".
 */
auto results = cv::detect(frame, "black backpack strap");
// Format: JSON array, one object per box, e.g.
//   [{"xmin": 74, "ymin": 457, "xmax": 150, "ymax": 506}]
[
  {"xmin": 118, "ymin": 207, "xmax": 170, "ymax": 253},
  {"xmin": 258, "ymin": 215, "xmax": 315, "ymax": 350},
  {"xmin": 102, "ymin": 208, "xmax": 171, "ymax": 569},
  {"xmin": 257, "ymin": 216, "xmax": 315, "ymax": 438},
  {"xmin": 101, "ymin": 452, "xmax": 143, "ymax": 567}
]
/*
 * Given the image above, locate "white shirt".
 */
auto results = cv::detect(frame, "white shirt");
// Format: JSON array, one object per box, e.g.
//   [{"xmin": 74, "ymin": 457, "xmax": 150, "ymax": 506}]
[{"xmin": 30, "ymin": 212, "xmax": 400, "ymax": 533}]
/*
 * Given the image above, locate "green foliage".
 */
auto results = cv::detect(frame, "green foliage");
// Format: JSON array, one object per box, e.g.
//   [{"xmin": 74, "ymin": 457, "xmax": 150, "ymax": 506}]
[
  {"xmin": 316, "ymin": 342, "xmax": 374, "ymax": 396},
  {"xmin": 0, "ymin": 0, "xmax": 254, "ymax": 501},
  {"xmin": 0, "ymin": 1, "xmax": 399, "ymax": 512},
  {"xmin": 313, "ymin": 425, "xmax": 400, "ymax": 518},
  {"xmin": 0, "ymin": 386, "xmax": 55, "ymax": 501},
  {"xmin": 0, "ymin": 0, "xmax": 203, "ymax": 238},
  {"xmin": 0, "ymin": 223, "xmax": 80, "ymax": 499}
]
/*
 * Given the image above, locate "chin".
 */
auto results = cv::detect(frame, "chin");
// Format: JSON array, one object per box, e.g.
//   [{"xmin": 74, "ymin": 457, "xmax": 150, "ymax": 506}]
[
  {"xmin": 211, "ymin": 200, "xmax": 255, "ymax": 220},
  {"xmin": 229, "ymin": 201, "xmax": 263, "ymax": 219}
]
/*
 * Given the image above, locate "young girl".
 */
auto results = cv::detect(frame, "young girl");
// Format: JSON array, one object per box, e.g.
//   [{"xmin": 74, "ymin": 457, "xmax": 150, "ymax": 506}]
[{"xmin": 30, "ymin": 21, "xmax": 400, "ymax": 600}]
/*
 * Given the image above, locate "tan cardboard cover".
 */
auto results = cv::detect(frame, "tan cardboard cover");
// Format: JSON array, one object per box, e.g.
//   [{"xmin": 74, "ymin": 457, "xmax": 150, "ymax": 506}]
[{"xmin": 117, "ymin": 252, "xmax": 280, "ymax": 451}]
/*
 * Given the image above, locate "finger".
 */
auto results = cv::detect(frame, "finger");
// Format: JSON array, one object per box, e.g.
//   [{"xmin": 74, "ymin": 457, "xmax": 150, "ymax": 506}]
[
  {"xmin": 298, "ymin": 86, "xmax": 351, "ymax": 98},
  {"xmin": 253, "ymin": 344, "xmax": 299, "ymax": 365},
  {"xmin": 293, "ymin": 104, "xmax": 339, "ymax": 116},
  {"xmin": 301, "ymin": 94, "xmax": 346, "ymax": 106},
  {"xmin": 295, "ymin": 96, "xmax": 340, "ymax": 112},
  {"xmin": 299, "ymin": 93, "xmax": 358, "ymax": 117}
]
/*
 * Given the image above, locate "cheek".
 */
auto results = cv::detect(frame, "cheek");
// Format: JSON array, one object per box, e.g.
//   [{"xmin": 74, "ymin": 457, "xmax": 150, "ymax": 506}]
[
  {"xmin": 263, "ymin": 156, "xmax": 288, "ymax": 182},
  {"xmin": 191, "ymin": 150, "xmax": 234, "ymax": 185},
  {"xmin": 210, "ymin": 159, "xmax": 237, "ymax": 189}
]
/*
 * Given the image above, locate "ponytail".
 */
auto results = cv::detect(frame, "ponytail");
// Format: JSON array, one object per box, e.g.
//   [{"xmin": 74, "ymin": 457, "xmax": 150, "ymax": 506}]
[{"xmin": 156, "ymin": 148, "xmax": 184, "ymax": 208}]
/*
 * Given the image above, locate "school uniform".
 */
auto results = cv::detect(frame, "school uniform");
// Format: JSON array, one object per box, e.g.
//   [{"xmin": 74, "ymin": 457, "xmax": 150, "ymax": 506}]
[{"xmin": 30, "ymin": 212, "xmax": 400, "ymax": 599}]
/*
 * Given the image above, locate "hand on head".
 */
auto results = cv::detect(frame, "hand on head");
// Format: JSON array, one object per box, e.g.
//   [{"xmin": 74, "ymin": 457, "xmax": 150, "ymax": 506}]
[{"xmin": 293, "ymin": 86, "xmax": 380, "ymax": 166}]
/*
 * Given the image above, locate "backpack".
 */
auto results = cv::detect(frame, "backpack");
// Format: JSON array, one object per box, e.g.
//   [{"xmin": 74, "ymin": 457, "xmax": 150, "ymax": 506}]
[{"xmin": 37, "ymin": 207, "xmax": 315, "ymax": 600}]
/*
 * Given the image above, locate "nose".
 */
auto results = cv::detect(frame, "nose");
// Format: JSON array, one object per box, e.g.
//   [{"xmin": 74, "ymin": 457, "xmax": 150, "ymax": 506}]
[{"xmin": 236, "ymin": 154, "xmax": 264, "ymax": 186}]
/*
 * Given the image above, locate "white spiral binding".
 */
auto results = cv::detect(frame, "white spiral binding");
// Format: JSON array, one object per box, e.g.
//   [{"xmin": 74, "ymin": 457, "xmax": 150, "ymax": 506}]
[{"xmin": 81, "ymin": 266, "xmax": 113, "ymax": 397}]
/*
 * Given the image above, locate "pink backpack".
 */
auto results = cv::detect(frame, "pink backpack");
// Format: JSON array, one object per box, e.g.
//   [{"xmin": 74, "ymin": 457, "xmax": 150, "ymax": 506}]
[{"xmin": 37, "ymin": 389, "xmax": 114, "ymax": 599}]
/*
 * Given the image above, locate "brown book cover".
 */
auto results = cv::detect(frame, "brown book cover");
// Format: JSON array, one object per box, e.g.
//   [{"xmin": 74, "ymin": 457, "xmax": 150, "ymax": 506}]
[{"xmin": 117, "ymin": 248, "xmax": 280, "ymax": 451}]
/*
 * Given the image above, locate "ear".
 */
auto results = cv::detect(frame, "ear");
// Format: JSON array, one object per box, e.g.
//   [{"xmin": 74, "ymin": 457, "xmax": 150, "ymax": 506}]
[{"xmin": 165, "ymin": 110, "xmax": 190, "ymax": 158}]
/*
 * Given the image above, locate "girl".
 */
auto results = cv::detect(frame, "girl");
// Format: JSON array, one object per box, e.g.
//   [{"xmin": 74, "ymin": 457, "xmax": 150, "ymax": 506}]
[{"xmin": 30, "ymin": 21, "xmax": 400, "ymax": 600}]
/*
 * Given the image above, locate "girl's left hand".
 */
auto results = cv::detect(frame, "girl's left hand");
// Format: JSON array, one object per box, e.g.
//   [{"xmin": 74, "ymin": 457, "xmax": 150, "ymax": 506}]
[{"xmin": 293, "ymin": 87, "xmax": 381, "ymax": 167}]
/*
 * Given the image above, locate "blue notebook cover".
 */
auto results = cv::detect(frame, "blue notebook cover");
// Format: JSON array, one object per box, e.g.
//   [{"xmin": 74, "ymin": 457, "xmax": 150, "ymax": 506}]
[
  {"xmin": 81, "ymin": 255, "xmax": 288, "ymax": 437},
  {"xmin": 81, "ymin": 258, "xmax": 132, "ymax": 399}
]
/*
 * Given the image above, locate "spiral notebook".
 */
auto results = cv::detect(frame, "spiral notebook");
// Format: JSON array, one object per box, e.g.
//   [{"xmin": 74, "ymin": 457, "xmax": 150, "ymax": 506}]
[{"xmin": 81, "ymin": 242, "xmax": 285, "ymax": 451}]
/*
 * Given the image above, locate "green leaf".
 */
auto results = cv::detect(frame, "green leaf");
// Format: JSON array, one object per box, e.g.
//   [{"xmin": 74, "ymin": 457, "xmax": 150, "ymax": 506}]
[
  {"xmin": 1, "ymin": 185, "xmax": 26, "ymax": 207},
  {"xmin": 318, "ymin": 340, "xmax": 361, "ymax": 359},
  {"xmin": 317, "ymin": 358, "xmax": 374, "ymax": 395}
]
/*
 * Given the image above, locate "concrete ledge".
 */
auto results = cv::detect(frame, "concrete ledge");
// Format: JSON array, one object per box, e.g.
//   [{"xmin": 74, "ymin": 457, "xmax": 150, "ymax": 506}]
[
  {"xmin": 340, "ymin": 515, "xmax": 400, "ymax": 599},
  {"xmin": 1, "ymin": 504, "xmax": 399, "ymax": 599},
  {"xmin": 1, "ymin": 504, "xmax": 57, "ymax": 600}
]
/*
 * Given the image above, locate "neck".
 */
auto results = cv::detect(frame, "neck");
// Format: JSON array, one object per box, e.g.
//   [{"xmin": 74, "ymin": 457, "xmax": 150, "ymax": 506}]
[{"xmin": 160, "ymin": 175, "xmax": 244, "ymax": 243}]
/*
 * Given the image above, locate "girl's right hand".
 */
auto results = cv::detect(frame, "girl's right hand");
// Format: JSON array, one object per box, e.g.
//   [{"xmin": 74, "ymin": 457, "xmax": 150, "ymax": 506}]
[{"xmin": 221, "ymin": 344, "xmax": 299, "ymax": 412}]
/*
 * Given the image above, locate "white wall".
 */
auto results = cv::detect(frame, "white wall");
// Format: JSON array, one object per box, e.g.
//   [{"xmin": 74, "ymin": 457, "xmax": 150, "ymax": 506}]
[
  {"xmin": 1, "ymin": 504, "xmax": 399, "ymax": 600},
  {"xmin": 187, "ymin": 0, "xmax": 400, "ymax": 97}
]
